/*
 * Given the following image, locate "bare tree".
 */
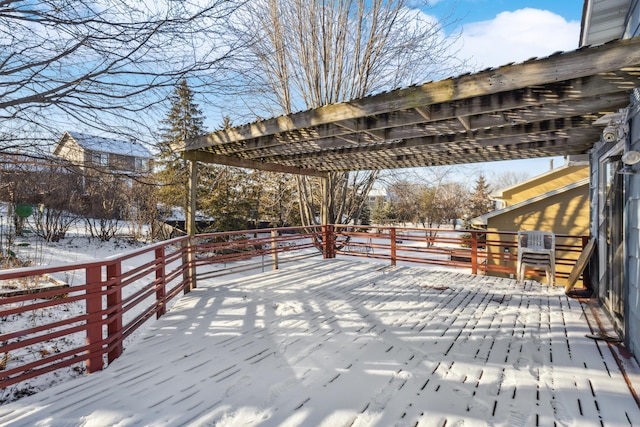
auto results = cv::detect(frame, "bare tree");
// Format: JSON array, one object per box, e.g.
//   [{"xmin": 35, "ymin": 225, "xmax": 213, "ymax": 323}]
[
  {"xmin": 260, "ymin": 173, "xmax": 299, "ymax": 227},
  {"xmin": 436, "ymin": 182, "xmax": 469, "ymax": 228},
  {"xmin": 81, "ymin": 173, "xmax": 128, "ymax": 241},
  {"xmin": 0, "ymin": 0, "xmax": 243, "ymax": 155},
  {"xmin": 230, "ymin": 0, "xmax": 464, "ymax": 226},
  {"xmin": 0, "ymin": 155, "xmax": 82, "ymax": 241},
  {"xmin": 387, "ymin": 180, "xmax": 421, "ymax": 225},
  {"xmin": 492, "ymin": 170, "xmax": 532, "ymax": 192}
]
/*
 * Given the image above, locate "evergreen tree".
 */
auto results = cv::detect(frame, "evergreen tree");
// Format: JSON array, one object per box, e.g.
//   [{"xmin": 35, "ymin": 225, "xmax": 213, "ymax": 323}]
[
  {"xmin": 199, "ymin": 166, "xmax": 252, "ymax": 232},
  {"xmin": 155, "ymin": 80, "xmax": 206, "ymax": 216},
  {"xmin": 466, "ymin": 174, "xmax": 494, "ymax": 222},
  {"xmin": 371, "ymin": 197, "xmax": 396, "ymax": 225}
]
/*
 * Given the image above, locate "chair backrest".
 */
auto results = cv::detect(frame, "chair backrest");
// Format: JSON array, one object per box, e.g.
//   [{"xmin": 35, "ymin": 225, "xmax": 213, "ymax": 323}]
[{"xmin": 518, "ymin": 230, "xmax": 555, "ymax": 251}]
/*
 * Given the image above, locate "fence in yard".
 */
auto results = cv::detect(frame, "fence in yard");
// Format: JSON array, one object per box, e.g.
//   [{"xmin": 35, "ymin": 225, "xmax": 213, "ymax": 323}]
[{"xmin": 0, "ymin": 225, "xmax": 588, "ymax": 392}]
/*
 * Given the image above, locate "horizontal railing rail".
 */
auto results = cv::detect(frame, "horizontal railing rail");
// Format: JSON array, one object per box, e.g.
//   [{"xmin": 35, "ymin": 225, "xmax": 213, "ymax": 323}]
[
  {"xmin": 0, "ymin": 227, "xmax": 323, "ymax": 392},
  {"xmin": 332, "ymin": 225, "xmax": 589, "ymax": 283},
  {"xmin": 191, "ymin": 226, "xmax": 323, "ymax": 280},
  {"xmin": 0, "ymin": 235, "xmax": 190, "ymax": 391},
  {"xmin": 0, "ymin": 224, "xmax": 588, "ymax": 396}
]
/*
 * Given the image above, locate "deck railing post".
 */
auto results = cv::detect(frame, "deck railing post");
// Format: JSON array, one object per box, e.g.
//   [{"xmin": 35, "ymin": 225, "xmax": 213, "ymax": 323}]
[
  {"xmin": 471, "ymin": 231, "xmax": 478, "ymax": 275},
  {"xmin": 155, "ymin": 246, "xmax": 167, "ymax": 318},
  {"xmin": 85, "ymin": 265, "xmax": 104, "ymax": 373},
  {"xmin": 322, "ymin": 225, "xmax": 335, "ymax": 259},
  {"xmin": 106, "ymin": 261, "xmax": 123, "ymax": 363},
  {"xmin": 181, "ymin": 237, "xmax": 195, "ymax": 294},
  {"xmin": 271, "ymin": 230, "xmax": 279, "ymax": 270},
  {"xmin": 322, "ymin": 225, "xmax": 328, "ymax": 258},
  {"xmin": 390, "ymin": 227, "xmax": 397, "ymax": 266}
]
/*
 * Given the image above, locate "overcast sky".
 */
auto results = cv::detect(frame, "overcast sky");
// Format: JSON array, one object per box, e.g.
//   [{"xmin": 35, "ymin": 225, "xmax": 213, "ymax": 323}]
[{"xmin": 423, "ymin": 0, "xmax": 585, "ymax": 180}]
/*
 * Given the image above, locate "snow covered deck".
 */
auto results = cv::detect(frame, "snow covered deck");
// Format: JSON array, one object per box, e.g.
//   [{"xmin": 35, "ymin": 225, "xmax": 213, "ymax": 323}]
[{"xmin": 1, "ymin": 259, "xmax": 639, "ymax": 426}]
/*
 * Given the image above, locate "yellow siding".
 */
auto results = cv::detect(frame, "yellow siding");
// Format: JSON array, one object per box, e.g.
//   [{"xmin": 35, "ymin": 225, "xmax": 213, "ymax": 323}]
[
  {"xmin": 499, "ymin": 166, "xmax": 589, "ymax": 206},
  {"xmin": 486, "ymin": 184, "xmax": 590, "ymax": 286}
]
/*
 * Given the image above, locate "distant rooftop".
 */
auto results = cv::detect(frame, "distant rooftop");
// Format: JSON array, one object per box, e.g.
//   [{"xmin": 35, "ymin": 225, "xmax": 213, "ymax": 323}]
[{"xmin": 65, "ymin": 131, "xmax": 153, "ymax": 159}]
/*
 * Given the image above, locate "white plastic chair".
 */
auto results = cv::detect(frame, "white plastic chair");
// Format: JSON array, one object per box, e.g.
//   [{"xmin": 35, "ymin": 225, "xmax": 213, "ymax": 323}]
[{"xmin": 517, "ymin": 231, "xmax": 555, "ymax": 285}]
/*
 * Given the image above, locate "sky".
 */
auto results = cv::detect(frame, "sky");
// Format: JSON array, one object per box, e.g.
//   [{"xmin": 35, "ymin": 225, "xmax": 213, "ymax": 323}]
[
  {"xmin": 420, "ymin": 0, "xmax": 585, "ymax": 181},
  {"xmin": 430, "ymin": 0, "xmax": 583, "ymax": 70}
]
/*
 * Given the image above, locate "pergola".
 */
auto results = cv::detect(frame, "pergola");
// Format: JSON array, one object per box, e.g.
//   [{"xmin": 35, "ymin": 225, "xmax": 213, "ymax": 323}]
[{"xmin": 174, "ymin": 36, "xmax": 640, "ymax": 232}]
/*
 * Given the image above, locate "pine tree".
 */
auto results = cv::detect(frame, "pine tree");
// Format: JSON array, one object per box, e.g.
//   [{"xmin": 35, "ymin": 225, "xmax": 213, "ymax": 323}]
[
  {"xmin": 466, "ymin": 174, "xmax": 494, "ymax": 222},
  {"xmin": 155, "ymin": 80, "xmax": 206, "ymax": 216}
]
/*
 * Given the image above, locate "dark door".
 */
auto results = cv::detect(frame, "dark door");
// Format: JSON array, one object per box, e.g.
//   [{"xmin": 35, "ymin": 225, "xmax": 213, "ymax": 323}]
[{"xmin": 599, "ymin": 155, "xmax": 625, "ymax": 334}]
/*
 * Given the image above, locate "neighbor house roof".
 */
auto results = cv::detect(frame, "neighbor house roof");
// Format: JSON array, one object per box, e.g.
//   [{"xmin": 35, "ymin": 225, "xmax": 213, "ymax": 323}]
[
  {"xmin": 60, "ymin": 132, "xmax": 153, "ymax": 159},
  {"xmin": 175, "ymin": 36, "xmax": 640, "ymax": 177},
  {"xmin": 490, "ymin": 156, "xmax": 589, "ymax": 200},
  {"xmin": 471, "ymin": 178, "xmax": 590, "ymax": 226}
]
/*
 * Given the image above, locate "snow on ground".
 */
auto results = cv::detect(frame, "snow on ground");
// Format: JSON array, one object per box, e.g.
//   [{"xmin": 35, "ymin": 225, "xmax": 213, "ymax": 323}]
[
  {"xmin": 0, "ymin": 206, "xmax": 171, "ymax": 404},
  {"xmin": 1, "ymin": 259, "xmax": 639, "ymax": 426}
]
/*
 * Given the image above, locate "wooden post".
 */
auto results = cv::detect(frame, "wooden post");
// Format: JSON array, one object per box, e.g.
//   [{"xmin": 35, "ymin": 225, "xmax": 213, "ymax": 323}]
[
  {"xmin": 471, "ymin": 231, "xmax": 478, "ymax": 275},
  {"xmin": 320, "ymin": 173, "xmax": 331, "ymax": 226},
  {"xmin": 85, "ymin": 265, "xmax": 104, "ymax": 373},
  {"xmin": 390, "ymin": 227, "xmax": 397, "ymax": 266},
  {"xmin": 582, "ymin": 235, "xmax": 592, "ymax": 289},
  {"xmin": 106, "ymin": 261, "xmax": 123, "ymax": 363},
  {"xmin": 184, "ymin": 158, "xmax": 198, "ymax": 292},
  {"xmin": 155, "ymin": 246, "xmax": 167, "ymax": 318},
  {"xmin": 322, "ymin": 225, "xmax": 336, "ymax": 259},
  {"xmin": 329, "ymin": 225, "xmax": 335, "ymax": 258},
  {"xmin": 271, "ymin": 230, "xmax": 279, "ymax": 270},
  {"xmin": 320, "ymin": 173, "xmax": 335, "ymax": 259}
]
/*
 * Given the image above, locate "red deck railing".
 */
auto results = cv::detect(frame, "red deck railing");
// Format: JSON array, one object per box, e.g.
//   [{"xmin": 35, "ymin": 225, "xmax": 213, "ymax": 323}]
[
  {"xmin": 331, "ymin": 225, "xmax": 589, "ymax": 282},
  {"xmin": 0, "ymin": 225, "xmax": 588, "ymax": 392}
]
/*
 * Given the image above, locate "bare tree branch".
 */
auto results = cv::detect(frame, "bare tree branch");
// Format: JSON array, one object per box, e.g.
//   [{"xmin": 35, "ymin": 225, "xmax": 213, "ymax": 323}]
[
  {"xmin": 226, "ymin": 0, "xmax": 465, "ymax": 226},
  {"xmin": 0, "ymin": 0, "xmax": 246, "ymax": 154}
]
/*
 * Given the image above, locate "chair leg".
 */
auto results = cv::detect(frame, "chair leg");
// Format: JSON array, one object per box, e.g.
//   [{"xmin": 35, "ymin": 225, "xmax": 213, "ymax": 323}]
[
  {"xmin": 517, "ymin": 263, "xmax": 524, "ymax": 283},
  {"xmin": 545, "ymin": 269, "xmax": 551, "ymax": 286}
]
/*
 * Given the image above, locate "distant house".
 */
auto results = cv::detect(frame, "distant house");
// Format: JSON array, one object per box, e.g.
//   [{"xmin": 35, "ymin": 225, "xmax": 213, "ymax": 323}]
[
  {"xmin": 0, "ymin": 153, "xmax": 79, "ymax": 206},
  {"xmin": 471, "ymin": 156, "xmax": 591, "ymax": 285},
  {"xmin": 367, "ymin": 187, "xmax": 387, "ymax": 205},
  {"xmin": 53, "ymin": 131, "xmax": 153, "ymax": 175}
]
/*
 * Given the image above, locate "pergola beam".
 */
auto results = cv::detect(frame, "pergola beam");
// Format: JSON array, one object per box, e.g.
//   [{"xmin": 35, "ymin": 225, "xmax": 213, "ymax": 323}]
[
  {"xmin": 223, "ymin": 115, "xmax": 600, "ymax": 164},
  {"xmin": 177, "ymin": 37, "xmax": 640, "ymax": 154},
  {"xmin": 183, "ymin": 150, "xmax": 326, "ymax": 177},
  {"xmin": 178, "ymin": 80, "xmax": 632, "ymax": 161}
]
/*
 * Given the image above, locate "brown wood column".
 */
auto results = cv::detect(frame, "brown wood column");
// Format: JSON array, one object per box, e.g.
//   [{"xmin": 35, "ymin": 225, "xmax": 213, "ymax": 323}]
[
  {"xmin": 186, "ymin": 159, "xmax": 198, "ymax": 237},
  {"xmin": 184, "ymin": 158, "xmax": 198, "ymax": 291},
  {"xmin": 320, "ymin": 173, "xmax": 336, "ymax": 259},
  {"xmin": 320, "ymin": 173, "xmax": 330, "ymax": 226}
]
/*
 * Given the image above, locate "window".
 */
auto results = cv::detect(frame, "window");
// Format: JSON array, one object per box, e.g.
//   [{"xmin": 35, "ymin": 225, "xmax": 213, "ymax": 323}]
[
  {"xmin": 135, "ymin": 158, "xmax": 148, "ymax": 171},
  {"xmin": 92, "ymin": 152, "xmax": 109, "ymax": 166}
]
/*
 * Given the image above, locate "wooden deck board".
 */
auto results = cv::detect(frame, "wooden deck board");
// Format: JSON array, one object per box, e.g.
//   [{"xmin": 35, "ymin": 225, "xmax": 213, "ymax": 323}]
[{"xmin": 0, "ymin": 259, "xmax": 639, "ymax": 426}]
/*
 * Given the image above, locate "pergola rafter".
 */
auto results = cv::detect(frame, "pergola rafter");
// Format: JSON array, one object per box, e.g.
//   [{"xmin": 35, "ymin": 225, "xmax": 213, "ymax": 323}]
[
  {"xmin": 176, "ymin": 37, "xmax": 640, "ymax": 176},
  {"xmin": 173, "ymin": 36, "xmax": 640, "ymax": 232}
]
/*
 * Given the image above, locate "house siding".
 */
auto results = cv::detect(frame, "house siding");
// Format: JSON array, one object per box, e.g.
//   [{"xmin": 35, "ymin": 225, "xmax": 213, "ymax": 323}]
[
  {"xmin": 583, "ymin": 0, "xmax": 640, "ymax": 358},
  {"xmin": 613, "ymin": 0, "xmax": 640, "ymax": 356},
  {"xmin": 625, "ymin": 0, "xmax": 640, "ymax": 38},
  {"xmin": 497, "ymin": 166, "xmax": 590, "ymax": 206},
  {"xmin": 55, "ymin": 137, "xmax": 85, "ymax": 166},
  {"xmin": 486, "ymin": 183, "xmax": 590, "ymax": 285}
]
